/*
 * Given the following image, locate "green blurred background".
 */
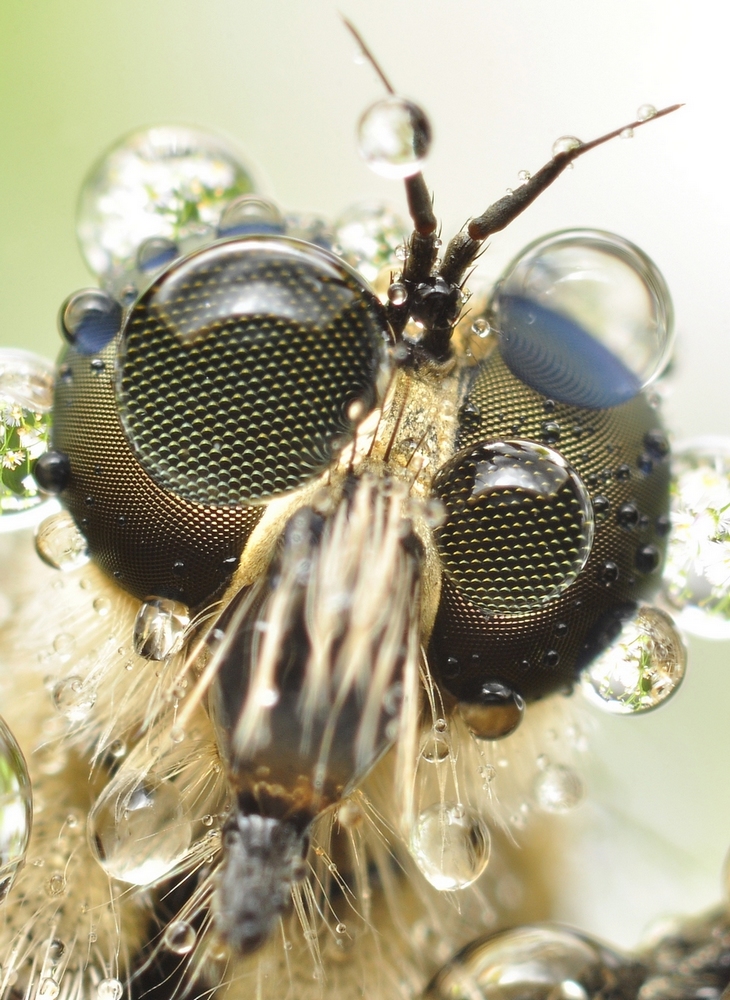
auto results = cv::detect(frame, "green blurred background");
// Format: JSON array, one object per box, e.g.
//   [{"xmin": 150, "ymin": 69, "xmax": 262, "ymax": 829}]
[{"xmin": 1, "ymin": 0, "xmax": 729, "ymax": 949}]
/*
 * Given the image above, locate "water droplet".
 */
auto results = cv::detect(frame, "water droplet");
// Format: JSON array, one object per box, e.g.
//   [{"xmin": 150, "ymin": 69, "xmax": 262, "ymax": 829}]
[
  {"xmin": 424, "ymin": 498, "xmax": 447, "ymax": 529},
  {"xmin": 620, "ymin": 126, "xmax": 634, "ymax": 139},
  {"xmin": 77, "ymin": 126, "xmax": 255, "ymax": 282},
  {"xmin": 47, "ymin": 939, "xmax": 65, "ymax": 962},
  {"xmin": 218, "ymin": 195, "xmax": 284, "ymax": 238},
  {"xmin": 90, "ymin": 775, "xmax": 192, "ymax": 886},
  {"xmin": 394, "ymin": 244, "xmax": 408, "ymax": 261},
  {"xmin": 663, "ymin": 438, "xmax": 730, "ymax": 638},
  {"xmin": 333, "ymin": 202, "xmax": 409, "ymax": 283},
  {"xmin": 552, "ymin": 135, "xmax": 582, "ymax": 157},
  {"xmin": 136, "ymin": 236, "xmax": 179, "ymax": 274},
  {"xmin": 410, "ymin": 803, "xmax": 491, "ymax": 891},
  {"xmin": 52, "ymin": 676, "xmax": 97, "ymax": 722},
  {"xmin": 458, "ymin": 682, "xmax": 525, "ymax": 740},
  {"xmin": 109, "ymin": 740, "xmax": 127, "ymax": 759},
  {"xmin": 433, "ymin": 718, "xmax": 448, "ymax": 733},
  {"xmin": 518, "ymin": 169, "xmax": 531, "ymax": 183},
  {"xmin": 425, "ymin": 925, "xmax": 605, "ymax": 1000},
  {"xmin": 505, "ymin": 187, "xmax": 514, "ymax": 196},
  {"xmin": 0, "ymin": 716, "xmax": 32, "ymax": 900},
  {"xmin": 388, "ymin": 282, "xmax": 408, "ymax": 306},
  {"xmin": 471, "ymin": 317, "xmax": 492, "ymax": 339},
  {"xmin": 164, "ymin": 919, "xmax": 196, "ymax": 955},
  {"xmin": 133, "ymin": 598, "xmax": 190, "ymax": 661},
  {"xmin": 599, "ymin": 560, "xmax": 619, "ymax": 584},
  {"xmin": 541, "ymin": 420, "xmax": 561, "ymax": 444},
  {"xmin": 357, "ymin": 96, "xmax": 432, "ymax": 179},
  {"xmin": 96, "ymin": 979, "xmax": 123, "ymax": 1000},
  {"xmin": 46, "ymin": 873, "xmax": 66, "ymax": 897},
  {"xmin": 39, "ymin": 978, "xmax": 59, "ymax": 999},
  {"xmin": 580, "ymin": 605, "xmax": 685, "ymax": 714},
  {"xmin": 421, "ymin": 735, "xmax": 450, "ymax": 763},
  {"xmin": 616, "ymin": 501, "xmax": 640, "ymax": 528},
  {"xmin": 93, "ymin": 596, "xmax": 112, "ymax": 617},
  {"xmin": 492, "ymin": 231, "xmax": 673, "ymax": 408},
  {"xmin": 53, "ymin": 633, "xmax": 75, "ymax": 659},
  {"xmin": 59, "ymin": 288, "xmax": 122, "ymax": 354},
  {"xmin": 534, "ymin": 763, "xmax": 584, "ymax": 813},
  {"xmin": 35, "ymin": 512, "xmax": 90, "ymax": 570},
  {"xmin": 433, "ymin": 441, "xmax": 594, "ymax": 613}
]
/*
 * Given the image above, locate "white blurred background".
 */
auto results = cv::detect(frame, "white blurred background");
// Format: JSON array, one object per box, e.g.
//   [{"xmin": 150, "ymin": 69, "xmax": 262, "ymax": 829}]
[{"xmin": 1, "ymin": 0, "xmax": 729, "ymax": 949}]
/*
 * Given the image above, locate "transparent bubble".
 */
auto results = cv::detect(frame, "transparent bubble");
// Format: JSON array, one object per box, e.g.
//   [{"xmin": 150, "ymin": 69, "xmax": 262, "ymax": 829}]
[
  {"xmin": 0, "ymin": 715, "xmax": 32, "ymax": 901},
  {"xmin": 59, "ymin": 289, "xmax": 122, "ymax": 355},
  {"xmin": 164, "ymin": 919, "xmax": 196, "ymax": 955},
  {"xmin": 410, "ymin": 803, "xmax": 491, "ymax": 891},
  {"xmin": 433, "ymin": 441, "xmax": 594, "ymax": 613},
  {"xmin": 491, "ymin": 230, "xmax": 673, "ymax": 409},
  {"xmin": 0, "ymin": 350, "xmax": 54, "ymax": 531},
  {"xmin": 333, "ymin": 202, "xmax": 409, "ymax": 283},
  {"xmin": 580, "ymin": 606, "xmax": 685, "ymax": 714},
  {"xmin": 77, "ymin": 125, "xmax": 255, "ymax": 282},
  {"xmin": 97, "ymin": 979, "xmax": 123, "ymax": 1000},
  {"xmin": 534, "ymin": 763, "xmax": 584, "ymax": 813},
  {"xmin": 552, "ymin": 136, "xmax": 582, "ymax": 157},
  {"xmin": 424, "ymin": 925, "xmax": 606, "ymax": 1000},
  {"xmin": 458, "ymin": 683, "xmax": 525, "ymax": 740},
  {"xmin": 218, "ymin": 195, "xmax": 284, "ymax": 238},
  {"xmin": 35, "ymin": 511, "xmax": 90, "ymax": 571},
  {"xmin": 52, "ymin": 676, "xmax": 97, "ymax": 723},
  {"xmin": 90, "ymin": 775, "xmax": 192, "ymax": 886},
  {"xmin": 663, "ymin": 438, "xmax": 730, "ymax": 638},
  {"xmin": 357, "ymin": 96, "xmax": 432, "ymax": 179},
  {"xmin": 133, "ymin": 598, "xmax": 190, "ymax": 661}
]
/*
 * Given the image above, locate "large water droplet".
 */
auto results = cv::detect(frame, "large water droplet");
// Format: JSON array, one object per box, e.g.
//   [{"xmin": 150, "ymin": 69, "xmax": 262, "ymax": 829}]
[
  {"xmin": 35, "ymin": 511, "xmax": 90, "ymax": 571},
  {"xmin": 410, "ymin": 803, "xmax": 491, "ymax": 891},
  {"xmin": 663, "ymin": 438, "xmax": 730, "ymax": 638},
  {"xmin": 424, "ymin": 925, "xmax": 609, "ymax": 1000},
  {"xmin": 491, "ymin": 230, "xmax": 673, "ymax": 408},
  {"xmin": 133, "ymin": 598, "xmax": 190, "ymax": 661},
  {"xmin": 357, "ymin": 96, "xmax": 432, "ymax": 179},
  {"xmin": 164, "ymin": 919, "xmax": 196, "ymax": 955},
  {"xmin": 433, "ymin": 441, "xmax": 594, "ymax": 613},
  {"xmin": 77, "ymin": 126, "xmax": 255, "ymax": 282},
  {"xmin": 0, "ymin": 715, "xmax": 32, "ymax": 900},
  {"xmin": 534, "ymin": 763, "xmax": 584, "ymax": 813},
  {"xmin": 580, "ymin": 606, "xmax": 685, "ymax": 714},
  {"xmin": 90, "ymin": 775, "xmax": 192, "ymax": 886},
  {"xmin": 458, "ymin": 682, "xmax": 525, "ymax": 740},
  {"xmin": 0, "ymin": 350, "xmax": 54, "ymax": 532},
  {"xmin": 333, "ymin": 202, "xmax": 409, "ymax": 283},
  {"xmin": 552, "ymin": 135, "xmax": 582, "ymax": 157}
]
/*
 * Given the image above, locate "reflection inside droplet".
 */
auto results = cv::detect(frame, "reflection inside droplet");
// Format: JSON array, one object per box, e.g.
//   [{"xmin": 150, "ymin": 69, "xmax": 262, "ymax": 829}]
[
  {"xmin": 357, "ymin": 96, "xmax": 432, "ymax": 179},
  {"xmin": 0, "ymin": 715, "xmax": 32, "ymax": 901},
  {"xmin": 410, "ymin": 802, "xmax": 491, "ymax": 891}
]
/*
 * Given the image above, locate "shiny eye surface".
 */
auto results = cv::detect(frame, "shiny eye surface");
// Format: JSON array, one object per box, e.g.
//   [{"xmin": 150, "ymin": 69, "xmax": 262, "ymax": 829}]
[
  {"xmin": 118, "ymin": 236, "xmax": 389, "ymax": 504},
  {"xmin": 432, "ymin": 440, "xmax": 594, "ymax": 615}
]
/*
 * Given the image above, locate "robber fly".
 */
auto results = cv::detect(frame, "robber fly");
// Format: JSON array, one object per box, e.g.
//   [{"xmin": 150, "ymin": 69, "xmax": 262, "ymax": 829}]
[{"xmin": 32, "ymin": 20, "xmax": 679, "ymax": 961}]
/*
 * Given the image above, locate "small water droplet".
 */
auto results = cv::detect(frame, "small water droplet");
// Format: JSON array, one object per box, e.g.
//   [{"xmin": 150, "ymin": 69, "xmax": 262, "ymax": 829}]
[
  {"xmin": 541, "ymin": 420, "xmax": 561, "ymax": 444},
  {"xmin": 52, "ymin": 676, "xmax": 97, "ymax": 722},
  {"xmin": 505, "ymin": 187, "xmax": 513, "ymax": 196},
  {"xmin": 60, "ymin": 288, "xmax": 122, "ymax": 355},
  {"xmin": 599, "ymin": 561, "xmax": 619, "ymax": 584},
  {"xmin": 620, "ymin": 126, "xmax": 634, "ymax": 139},
  {"xmin": 218, "ymin": 195, "xmax": 284, "ymax": 238},
  {"xmin": 133, "ymin": 598, "xmax": 190, "ymax": 660},
  {"xmin": 46, "ymin": 873, "xmax": 66, "ymax": 897},
  {"xmin": 35, "ymin": 512, "xmax": 90, "ymax": 571},
  {"xmin": 39, "ymin": 978, "xmax": 59, "ymax": 999},
  {"xmin": 388, "ymin": 282, "xmax": 408, "ymax": 306},
  {"xmin": 93, "ymin": 596, "xmax": 111, "ymax": 617},
  {"xmin": 518, "ymin": 169, "xmax": 531, "ymax": 183},
  {"xmin": 433, "ymin": 718, "xmax": 447, "ymax": 733},
  {"xmin": 47, "ymin": 939, "xmax": 65, "ymax": 963},
  {"xmin": 358, "ymin": 96, "xmax": 432, "ymax": 179},
  {"xmin": 534, "ymin": 763, "xmax": 584, "ymax": 813},
  {"xmin": 335, "ymin": 922, "xmax": 347, "ymax": 935},
  {"xmin": 164, "ymin": 919, "xmax": 196, "ymax": 955},
  {"xmin": 53, "ymin": 633, "xmax": 75, "ymax": 659},
  {"xmin": 410, "ymin": 803, "xmax": 491, "ymax": 891},
  {"xmin": 109, "ymin": 740, "xmax": 127, "ymax": 759},
  {"xmin": 552, "ymin": 135, "xmax": 582, "ymax": 157},
  {"xmin": 97, "ymin": 979, "xmax": 123, "ymax": 1000},
  {"xmin": 458, "ymin": 682, "xmax": 525, "ymax": 740},
  {"xmin": 637, "ymin": 104, "xmax": 658, "ymax": 121},
  {"xmin": 471, "ymin": 317, "xmax": 492, "ymax": 339},
  {"xmin": 421, "ymin": 735, "xmax": 450, "ymax": 763}
]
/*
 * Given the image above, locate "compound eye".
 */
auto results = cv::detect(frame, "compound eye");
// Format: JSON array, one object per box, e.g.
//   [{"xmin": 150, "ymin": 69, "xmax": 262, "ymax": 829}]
[
  {"xmin": 491, "ymin": 229, "xmax": 673, "ymax": 409},
  {"xmin": 432, "ymin": 440, "xmax": 594, "ymax": 614},
  {"xmin": 117, "ymin": 237, "xmax": 389, "ymax": 505}
]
